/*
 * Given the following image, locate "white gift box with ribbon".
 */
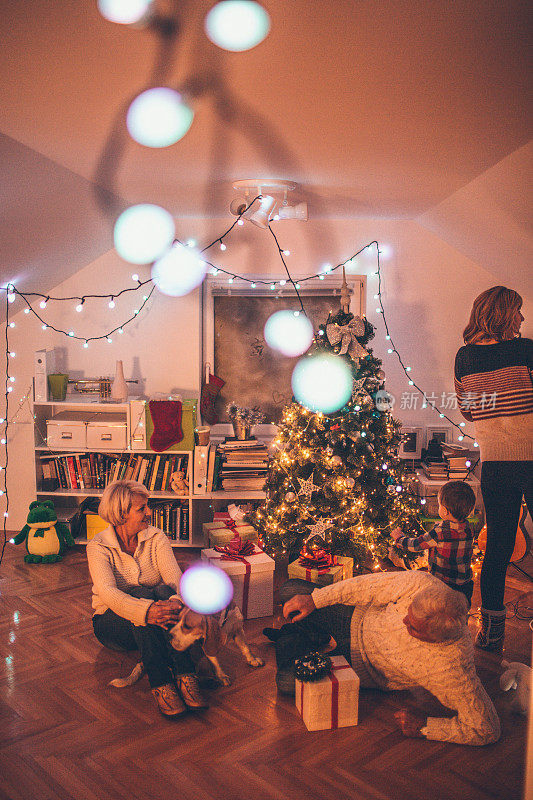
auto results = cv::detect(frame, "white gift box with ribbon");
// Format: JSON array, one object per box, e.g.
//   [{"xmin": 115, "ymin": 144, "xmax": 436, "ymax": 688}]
[
  {"xmin": 295, "ymin": 655, "xmax": 359, "ymax": 731},
  {"xmin": 200, "ymin": 547, "xmax": 274, "ymax": 619}
]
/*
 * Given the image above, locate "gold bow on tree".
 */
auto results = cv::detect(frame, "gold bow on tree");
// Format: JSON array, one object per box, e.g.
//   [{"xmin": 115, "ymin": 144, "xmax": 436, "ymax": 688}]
[{"xmin": 326, "ymin": 317, "xmax": 368, "ymax": 364}]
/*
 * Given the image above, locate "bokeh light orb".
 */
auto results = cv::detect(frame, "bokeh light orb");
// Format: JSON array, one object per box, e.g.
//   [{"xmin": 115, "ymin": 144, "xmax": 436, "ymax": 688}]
[
  {"xmin": 205, "ymin": 1, "xmax": 270, "ymax": 52},
  {"xmin": 114, "ymin": 204, "xmax": 175, "ymax": 265},
  {"xmin": 292, "ymin": 353, "xmax": 353, "ymax": 413},
  {"xmin": 127, "ymin": 88, "xmax": 194, "ymax": 148},
  {"xmin": 264, "ymin": 310, "xmax": 314, "ymax": 357},
  {"xmin": 179, "ymin": 563, "xmax": 234, "ymax": 614},
  {"xmin": 98, "ymin": 0, "xmax": 153, "ymax": 24},
  {"xmin": 152, "ymin": 243, "xmax": 207, "ymax": 296}
]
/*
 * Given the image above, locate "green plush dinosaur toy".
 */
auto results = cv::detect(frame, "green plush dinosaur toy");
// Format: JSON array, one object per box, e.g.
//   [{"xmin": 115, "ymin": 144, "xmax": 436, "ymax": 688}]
[{"xmin": 13, "ymin": 500, "xmax": 75, "ymax": 563}]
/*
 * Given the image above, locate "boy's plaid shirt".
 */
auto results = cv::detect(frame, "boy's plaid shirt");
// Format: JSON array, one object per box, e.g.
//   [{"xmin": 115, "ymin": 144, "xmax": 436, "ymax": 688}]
[{"xmin": 395, "ymin": 520, "xmax": 474, "ymax": 586}]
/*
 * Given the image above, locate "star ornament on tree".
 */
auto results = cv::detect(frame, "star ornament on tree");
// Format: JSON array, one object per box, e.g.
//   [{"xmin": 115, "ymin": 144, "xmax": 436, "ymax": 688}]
[
  {"xmin": 306, "ymin": 517, "xmax": 333, "ymax": 539},
  {"xmin": 297, "ymin": 472, "xmax": 320, "ymax": 499}
]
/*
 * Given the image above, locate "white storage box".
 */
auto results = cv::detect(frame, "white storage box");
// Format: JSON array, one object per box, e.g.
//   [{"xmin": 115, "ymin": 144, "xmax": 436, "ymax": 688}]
[
  {"xmin": 201, "ymin": 546, "xmax": 274, "ymax": 619},
  {"xmin": 86, "ymin": 414, "xmax": 127, "ymax": 451},
  {"xmin": 46, "ymin": 412, "xmax": 87, "ymax": 449}
]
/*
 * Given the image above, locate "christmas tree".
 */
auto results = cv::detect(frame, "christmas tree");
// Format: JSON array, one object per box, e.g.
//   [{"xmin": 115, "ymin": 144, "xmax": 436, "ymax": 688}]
[{"xmin": 251, "ymin": 294, "xmax": 424, "ymax": 572}]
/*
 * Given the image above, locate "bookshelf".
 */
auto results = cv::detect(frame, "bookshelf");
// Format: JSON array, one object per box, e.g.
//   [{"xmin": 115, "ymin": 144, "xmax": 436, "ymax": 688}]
[{"xmin": 32, "ymin": 398, "xmax": 197, "ymax": 547}]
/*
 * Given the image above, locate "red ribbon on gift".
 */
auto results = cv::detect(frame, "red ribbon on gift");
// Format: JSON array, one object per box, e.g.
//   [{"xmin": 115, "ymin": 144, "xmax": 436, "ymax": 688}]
[
  {"xmin": 298, "ymin": 546, "xmax": 337, "ymax": 575},
  {"xmin": 212, "ymin": 534, "xmax": 259, "ymax": 618},
  {"xmin": 299, "ymin": 662, "xmax": 352, "ymax": 730},
  {"xmin": 214, "ymin": 533, "xmax": 257, "ymax": 560}
]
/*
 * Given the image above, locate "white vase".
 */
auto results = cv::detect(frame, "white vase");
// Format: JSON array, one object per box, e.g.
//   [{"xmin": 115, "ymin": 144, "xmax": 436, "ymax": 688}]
[{"xmin": 111, "ymin": 360, "xmax": 128, "ymax": 403}]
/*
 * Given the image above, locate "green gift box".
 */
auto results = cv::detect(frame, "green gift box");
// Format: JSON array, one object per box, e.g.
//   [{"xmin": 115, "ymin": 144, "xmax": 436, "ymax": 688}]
[{"xmin": 145, "ymin": 399, "xmax": 197, "ymax": 452}]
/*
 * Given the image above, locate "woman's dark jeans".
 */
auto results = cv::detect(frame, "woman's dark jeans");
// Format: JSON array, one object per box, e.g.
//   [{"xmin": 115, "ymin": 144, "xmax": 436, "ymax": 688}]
[
  {"xmin": 480, "ymin": 461, "xmax": 533, "ymax": 611},
  {"xmin": 92, "ymin": 585, "xmax": 194, "ymax": 689}
]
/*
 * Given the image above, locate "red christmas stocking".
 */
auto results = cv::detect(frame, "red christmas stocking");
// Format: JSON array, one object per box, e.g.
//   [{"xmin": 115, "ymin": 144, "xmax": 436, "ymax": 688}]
[
  {"xmin": 201, "ymin": 370, "xmax": 225, "ymax": 424},
  {"xmin": 148, "ymin": 400, "xmax": 183, "ymax": 452}
]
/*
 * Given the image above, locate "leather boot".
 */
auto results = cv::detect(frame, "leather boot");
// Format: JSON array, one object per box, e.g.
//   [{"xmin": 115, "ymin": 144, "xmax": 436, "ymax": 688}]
[
  {"xmin": 177, "ymin": 674, "xmax": 209, "ymax": 709},
  {"xmin": 475, "ymin": 607, "xmax": 506, "ymax": 651},
  {"xmin": 151, "ymin": 683, "xmax": 187, "ymax": 717}
]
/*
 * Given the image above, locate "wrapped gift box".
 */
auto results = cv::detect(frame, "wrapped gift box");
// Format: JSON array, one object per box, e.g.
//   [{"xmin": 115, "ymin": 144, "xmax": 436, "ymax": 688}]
[
  {"xmin": 295, "ymin": 655, "xmax": 359, "ymax": 731},
  {"xmin": 201, "ymin": 546, "xmax": 274, "ymax": 619},
  {"xmin": 288, "ymin": 555, "xmax": 354, "ymax": 585},
  {"xmin": 202, "ymin": 521, "xmax": 258, "ymax": 548},
  {"xmin": 287, "ymin": 559, "xmax": 342, "ymax": 586}
]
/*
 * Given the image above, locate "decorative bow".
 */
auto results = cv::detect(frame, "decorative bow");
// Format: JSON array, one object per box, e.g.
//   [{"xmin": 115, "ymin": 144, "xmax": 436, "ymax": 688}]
[
  {"xmin": 219, "ymin": 518, "xmax": 238, "ymax": 532},
  {"xmin": 214, "ymin": 533, "xmax": 258, "ymax": 562},
  {"xmin": 298, "ymin": 545, "xmax": 337, "ymax": 573},
  {"xmin": 326, "ymin": 317, "xmax": 368, "ymax": 363}
]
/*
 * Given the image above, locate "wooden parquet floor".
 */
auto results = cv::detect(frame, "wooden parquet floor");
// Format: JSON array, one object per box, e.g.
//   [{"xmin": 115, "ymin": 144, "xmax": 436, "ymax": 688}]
[{"xmin": 0, "ymin": 543, "xmax": 530, "ymax": 800}]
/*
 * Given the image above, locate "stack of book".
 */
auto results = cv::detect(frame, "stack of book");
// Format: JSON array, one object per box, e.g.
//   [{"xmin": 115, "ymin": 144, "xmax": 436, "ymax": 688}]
[
  {"xmin": 217, "ymin": 440, "xmax": 269, "ymax": 491},
  {"xmin": 442, "ymin": 443, "xmax": 471, "ymax": 480},
  {"xmin": 39, "ymin": 452, "xmax": 189, "ymax": 492},
  {"xmin": 421, "ymin": 444, "xmax": 470, "ymax": 481},
  {"xmin": 149, "ymin": 500, "xmax": 189, "ymax": 540}
]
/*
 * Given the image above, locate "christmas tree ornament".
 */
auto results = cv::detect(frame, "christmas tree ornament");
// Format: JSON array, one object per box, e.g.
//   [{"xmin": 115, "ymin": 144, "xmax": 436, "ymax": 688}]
[
  {"xmin": 326, "ymin": 317, "xmax": 368, "ymax": 364},
  {"xmin": 306, "ymin": 517, "xmax": 333, "ymax": 539},
  {"xmin": 331, "ymin": 455, "xmax": 343, "ymax": 466},
  {"xmin": 325, "ymin": 446, "xmax": 334, "ymax": 456},
  {"xmin": 345, "ymin": 477, "xmax": 355, "ymax": 488},
  {"xmin": 297, "ymin": 472, "xmax": 320, "ymax": 499},
  {"xmin": 285, "ymin": 491, "xmax": 296, "ymax": 502}
]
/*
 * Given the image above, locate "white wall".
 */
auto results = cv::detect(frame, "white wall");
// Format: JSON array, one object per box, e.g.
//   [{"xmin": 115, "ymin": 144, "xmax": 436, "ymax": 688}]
[{"xmin": 4, "ymin": 217, "xmax": 531, "ymax": 529}]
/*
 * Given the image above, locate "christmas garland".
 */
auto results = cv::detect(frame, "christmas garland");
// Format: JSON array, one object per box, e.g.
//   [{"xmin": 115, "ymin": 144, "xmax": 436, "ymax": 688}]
[{"xmin": 294, "ymin": 652, "xmax": 332, "ymax": 682}]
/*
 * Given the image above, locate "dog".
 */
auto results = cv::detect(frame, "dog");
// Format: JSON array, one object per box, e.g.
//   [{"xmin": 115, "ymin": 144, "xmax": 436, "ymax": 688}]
[{"xmin": 109, "ymin": 602, "xmax": 264, "ymax": 688}]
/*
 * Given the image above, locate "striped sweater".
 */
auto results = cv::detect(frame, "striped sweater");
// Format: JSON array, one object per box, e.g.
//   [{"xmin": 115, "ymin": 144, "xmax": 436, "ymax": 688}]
[{"xmin": 454, "ymin": 338, "xmax": 533, "ymax": 461}]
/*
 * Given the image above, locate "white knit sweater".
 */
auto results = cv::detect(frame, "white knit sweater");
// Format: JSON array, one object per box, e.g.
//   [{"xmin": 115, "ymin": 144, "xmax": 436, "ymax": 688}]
[
  {"xmin": 312, "ymin": 571, "xmax": 500, "ymax": 746},
  {"xmin": 86, "ymin": 525, "xmax": 182, "ymax": 626}
]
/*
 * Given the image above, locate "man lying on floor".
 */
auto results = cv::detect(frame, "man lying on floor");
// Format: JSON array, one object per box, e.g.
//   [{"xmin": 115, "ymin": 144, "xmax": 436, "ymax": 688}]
[{"xmin": 271, "ymin": 570, "xmax": 500, "ymax": 746}]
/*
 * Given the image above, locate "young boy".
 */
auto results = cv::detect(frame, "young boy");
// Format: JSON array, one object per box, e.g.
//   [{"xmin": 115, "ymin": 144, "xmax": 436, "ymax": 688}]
[{"xmin": 391, "ymin": 480, "xmax": 477, "ymax": 605}]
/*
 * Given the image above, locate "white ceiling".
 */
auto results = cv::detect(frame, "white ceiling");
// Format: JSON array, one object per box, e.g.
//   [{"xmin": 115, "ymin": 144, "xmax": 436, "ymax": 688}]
[{"xmin": 1, "ymin": 0, "xmax": 531, "ymax": 294}]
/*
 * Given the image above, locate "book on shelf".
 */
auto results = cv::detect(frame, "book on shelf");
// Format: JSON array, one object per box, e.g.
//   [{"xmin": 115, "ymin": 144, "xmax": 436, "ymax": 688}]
[
  {"xmin": 74, "ymin": 455, "xmax": 84, "ymax": 489},
  {"xmin": 161, "ymin": 457, "xmax": 171, "ymax": 492},
  {"xmin": 446, "ymin": 456, "xmax": 469, "ymax": 469},
  {"xmin": 179, "ymin": 504, "xmax": 189, "ymax": 540},
  {"xmin": 221, "ymin": 478, "xmax": 266, "ymax": 491},
  {"xmin": 206, "ymin": 446, "xmax": 216, "ymax": 492},
  {"xmin": 148, "ymin": 499, "xmax": 188, "ymax": 540},
  {"xmin": 79, "ymin": 454, "xmax": 92, "ymax": 489},
  {"xmin": 218, "ymin": 439, "xmax": 262, "ymax": 450}
]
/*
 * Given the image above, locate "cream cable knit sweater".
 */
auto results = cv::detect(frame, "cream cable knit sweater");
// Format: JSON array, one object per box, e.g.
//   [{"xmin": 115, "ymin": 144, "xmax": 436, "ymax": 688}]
[
  {"xmin": 87, "ymin": 525, "xmax": 182, "ymax": 626},
  {"xmin": 312, "ymin": 571, "xmax": 500, "ymax": 746}
]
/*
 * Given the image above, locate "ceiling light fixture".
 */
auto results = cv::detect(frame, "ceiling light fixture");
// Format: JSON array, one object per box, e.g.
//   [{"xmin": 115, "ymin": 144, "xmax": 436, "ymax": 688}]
[{"xmin": 230, "ymin": 179, "xmax": 307, "ymax": 226}]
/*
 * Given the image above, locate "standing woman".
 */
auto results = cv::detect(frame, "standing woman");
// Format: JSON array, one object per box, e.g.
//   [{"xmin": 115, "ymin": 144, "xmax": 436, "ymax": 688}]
[
  {"xmin": 455, "ymin": 286, "xmax": 533, "ymax": 650},
  {"xmin": 87, "ymin": 480, "xmax": 207, "ymax": 716}
]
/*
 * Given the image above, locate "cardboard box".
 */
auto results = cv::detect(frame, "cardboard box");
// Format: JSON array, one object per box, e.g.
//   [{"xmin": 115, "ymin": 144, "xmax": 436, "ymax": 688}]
[
  {"xmin": 85, "ymin": 513, "xmax": 108, "ymax": 541},
  {"xmin": 201, "ymin": 546, "xmax": 274, "ymax": 619},
  {"xmin": 295, "ymin": 655, "xmax": 359, "ymax": 731}
]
